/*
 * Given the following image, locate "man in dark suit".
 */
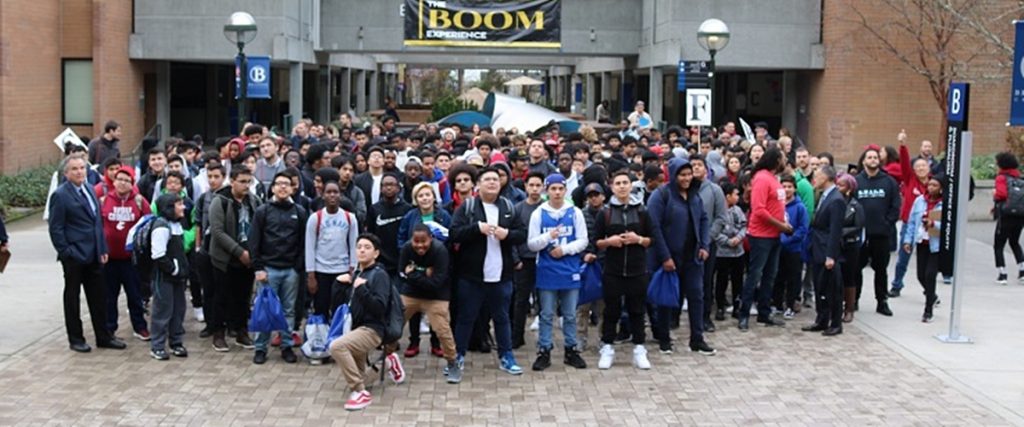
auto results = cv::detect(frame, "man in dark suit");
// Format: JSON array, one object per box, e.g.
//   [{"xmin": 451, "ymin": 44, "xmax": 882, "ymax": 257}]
[
  {"xmin": 802, "ymin": 166, "xmax": 846, "ymax": 336},
  {"xmin": 48, "ymin": 154, "xmax": 126, "ymax": 352}
]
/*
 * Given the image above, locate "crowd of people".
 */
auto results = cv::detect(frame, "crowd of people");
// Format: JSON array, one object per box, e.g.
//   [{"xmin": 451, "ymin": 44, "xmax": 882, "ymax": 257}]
[{"xmin": 44, "ymin": 102, "xmax": 1006, "ymax": 411}]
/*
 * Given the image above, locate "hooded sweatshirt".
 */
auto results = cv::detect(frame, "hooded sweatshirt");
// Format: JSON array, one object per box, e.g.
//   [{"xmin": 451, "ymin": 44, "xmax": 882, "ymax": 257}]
[
  {"xmin": 151, "ymin": 193, "xmax": 189, "ymax": 280},
  {"xmin": 100, "ymin": 168, "xmax": 151, "ymax": 260},
  {"xmin": 855, "ymin": 169, "xmax": 901, "ymax": 237},
  {"xmin": 594, "ymin": 195, "xmax": 652, "ymax": 277},
  {"xmin": 696, "ymin": 178, "xmax": 727, "ymax": 241},
  {"xmin": 780, "ymin": 196, "xmax": 809, "ymax": 253},
  {"xmin": 367, "ymin": 197, "xmax": 413, "ymax": 273},
  {"xmin": 647, "ymin": 158, "xmax": 709, "ymax": 266},
  {"xmin": 398, "ymin": 239, "xmax": 451, "ymax": 300},
  {"xmin": 249, "ymin": 196, "xmax": 308, "ymax": 272},
  {"xmin": 527, "ymin": 199, "xmax": 589, "ymax": 290},
  {"xmin": 898, "ymin": 145, "xmax": 929, "ymax": 222}
]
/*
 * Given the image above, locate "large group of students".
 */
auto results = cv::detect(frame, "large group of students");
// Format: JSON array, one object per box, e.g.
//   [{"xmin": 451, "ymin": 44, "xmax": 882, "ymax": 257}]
[{"xmin": 46, "ymin": 101, "xmax": 1015, "ymax": 411}]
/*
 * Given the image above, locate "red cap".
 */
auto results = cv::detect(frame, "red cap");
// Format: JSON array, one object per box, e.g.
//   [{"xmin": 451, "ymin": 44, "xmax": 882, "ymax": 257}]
[
  {"xmin": 115, "ymin": 166, "xmax": 136, "ymax": 183},
  {"xmin": 864, "ymin": 144, "xmax": 881, "ymax": 152}
]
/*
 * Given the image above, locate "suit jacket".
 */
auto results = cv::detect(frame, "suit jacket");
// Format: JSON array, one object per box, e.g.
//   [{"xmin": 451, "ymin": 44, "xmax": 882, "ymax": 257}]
[
  {"xmin": 48, "ymin": 181, "xmax": 108, "ymax": 264},
  {"xmin": 809, "ymin": 186, "xmax": 845, "ymax": 265}
]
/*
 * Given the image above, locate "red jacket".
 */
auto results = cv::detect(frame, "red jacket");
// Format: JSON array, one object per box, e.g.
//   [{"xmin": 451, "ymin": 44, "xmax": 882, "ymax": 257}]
[
  {"xmin": 994, "ymin": 168, "xmax": 1021, "ymax": 203},
  {"xmin": 898, "ymin": 145, "xmax": 929, "ymax": 222},
  {"xmin": 100, "ymin": 189, "xmax": 151, "ymax": 260},
  {"xmin": 883, "ymin": 161, "xmax": 902, "ymax": 184}
]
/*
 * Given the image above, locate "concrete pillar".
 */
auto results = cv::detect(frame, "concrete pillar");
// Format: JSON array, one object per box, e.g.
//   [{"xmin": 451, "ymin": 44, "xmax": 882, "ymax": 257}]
[
  {"xmin": 340, "ymin": 68, "xmax": 352, "ymax": 114},
  {"xmin": 156, "ymin": 61, "xmax": 170, "ymax": 140},
  {"xmin": 356, "ymin": 69, "xmax": 366, "ymax": 115},
  {"xmin": 369, "ymin": 70, "xmax": 380, "ymax": 111},
  {"xmin": 572, "ymin": 75, "xmax": 583, "ymax": 115},
  {"xmin": 319, "ymin": 65, "xmax": 331, "ymax": 124},
  {"xmin": 649, "ymin": 67, "xmax": 664, "ymax": 126},
  {"xmin": 782, "ymin": 70, "xmax": 799, "ymax": 136},
  {"xmin": 289, "ymin": 62, "xmax": 303, "ymax": 124},
  {"xmin": 600, "ymin": 72, "xmax": 612, "ymax": 108},
  {"xmin": 585, "ymin": 73, "xmax": 596, "ymax": 120}
]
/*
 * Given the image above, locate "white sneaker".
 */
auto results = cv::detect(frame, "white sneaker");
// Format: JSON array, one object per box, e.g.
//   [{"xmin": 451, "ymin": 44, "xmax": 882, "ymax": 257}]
[
  {"xmin": 194, "ymin": 307, "xmax": 205, "ymax": 323},
  {"xmin": 557, "ymin": 316, "xmax": 563, "ymax": 330},
  {"xmin": 419, "ymin": 318, "xmax": 430, "ymax": 334},
  {"xmin": 598, "ymin": 344, "xmax": 615, "ymax": 369},
  {"xmin": 529, "ymin": 316, "xmax": 539, "ymax": 331},
  {"xmin": 783, "ymin": 308, "xmax": 795, "ymax": 320},
  {"xmin": 633, "ymin": 345, "xmax": 651, "ymax": 370},
  {"xmin": 682, "ymin": 299, "xmax": 688, "ymax": 312}
]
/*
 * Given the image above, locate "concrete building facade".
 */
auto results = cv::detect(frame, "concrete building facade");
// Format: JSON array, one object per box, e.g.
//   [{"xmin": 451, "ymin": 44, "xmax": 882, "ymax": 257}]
[{"xmin": 0, "ymin": 0, "xmax": 1012, "ymax": 174}]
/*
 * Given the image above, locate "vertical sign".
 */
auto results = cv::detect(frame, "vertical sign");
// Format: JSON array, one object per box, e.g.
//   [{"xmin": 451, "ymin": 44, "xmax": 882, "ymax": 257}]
[
  {"xmin": 235, "ymin": 56, "xmax": 272, "ymax": 99},
  {"xmin": 1011, "ymin": 21, "xmax": 1024, "ymax": 126},
  {"xmin": 937, "ymin": 82, "xmax": 972, "ymax": 344},
  {"xmin": 678, "ymin": 60, "xmax": 687, "ymax": 92},
  {"xmin": 685, "ymin": 89, "xmax": 712, "ymax": 126}
]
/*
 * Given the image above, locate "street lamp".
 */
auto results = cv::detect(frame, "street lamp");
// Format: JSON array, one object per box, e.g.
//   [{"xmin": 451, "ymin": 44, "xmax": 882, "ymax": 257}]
[
  {"xmin": 697, "ymin": 18, "xmax": 730, "ymax": 127},
  {"xmin": 224, "ymin": 12, "xmax": 258, "ymax": 131}
]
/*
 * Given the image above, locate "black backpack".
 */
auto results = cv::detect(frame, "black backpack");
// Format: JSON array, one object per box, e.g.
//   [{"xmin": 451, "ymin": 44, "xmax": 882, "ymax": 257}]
[
  {"xmin": 1001, "ymin": 174, "xmax": 1024, "ymax": 217},
  {"xmin": 130, "ymin": 215, "xmax": 160, "ymax": 280},
  {"xmin": 380, "ymin": 282, "xmax": 406, "ymax": 345},
  {"xmin": 842, "ymin": 198, "xmax": 866, "ymax": 246}
]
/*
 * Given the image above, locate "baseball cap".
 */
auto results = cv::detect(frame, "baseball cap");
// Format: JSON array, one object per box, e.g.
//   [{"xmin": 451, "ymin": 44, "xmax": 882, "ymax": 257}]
[
  {"xmin": 544, "ymin": 173, "xmax": 566, "ymax": 188},
  {"xmin": 585, "ymin": 182, "xmax": 603, "ymax": 195}
]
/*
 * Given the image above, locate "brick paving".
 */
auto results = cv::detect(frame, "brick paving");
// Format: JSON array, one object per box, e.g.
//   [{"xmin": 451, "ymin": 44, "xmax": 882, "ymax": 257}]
[{"xmin": 0, "ymin": 307, "xmax": 1011, "ymax": 426}]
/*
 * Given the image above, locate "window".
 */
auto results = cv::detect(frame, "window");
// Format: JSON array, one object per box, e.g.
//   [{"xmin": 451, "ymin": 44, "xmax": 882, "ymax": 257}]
[{"xmin": 63, "ymin": 59, "xmax": 93, "ymax": 125}]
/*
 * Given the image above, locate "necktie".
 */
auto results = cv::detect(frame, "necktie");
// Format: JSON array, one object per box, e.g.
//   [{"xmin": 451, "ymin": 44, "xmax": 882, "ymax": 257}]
[{"xmin": 79, "ymin": 188, "xmax": 96, "ymax": 215}]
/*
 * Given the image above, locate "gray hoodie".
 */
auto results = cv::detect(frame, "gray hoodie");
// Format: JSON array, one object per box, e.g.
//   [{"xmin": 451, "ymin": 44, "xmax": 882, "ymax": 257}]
[
  {"xmin": 697, "ymin": 179, "xmax": 727, "ymax": 243},
  {"xmin": 715, "ymin": 205, "xmax": 747, "ymax": 258}
]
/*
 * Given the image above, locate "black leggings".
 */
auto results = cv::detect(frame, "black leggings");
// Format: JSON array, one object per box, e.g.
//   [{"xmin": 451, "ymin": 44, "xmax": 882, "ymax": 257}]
[
  {"xmin": 994, "ymin": 214, "xmax": 1024, "ymax": 269},
  {"xmin": 715, "ymin": 256, "xmax": 744, "ymax": 310},
  {"xmin": 916, "ymin": 242, "xmax": 939, "ymax": 316}
]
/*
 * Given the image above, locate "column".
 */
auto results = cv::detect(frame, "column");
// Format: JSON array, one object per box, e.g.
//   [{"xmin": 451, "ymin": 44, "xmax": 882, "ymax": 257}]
[
  {"xmin": 649, "ymin": 67, "xmax": 664, "ymax": 126},
  {"xmin": 585, "ymin": 73, "xmax": 596, "ymax": 120},
  {"xmin": 340, "ymin": 67, "xmax": 352, "ymax": 114},
  {"xmin": 156, "ymin": 61, "xmax": 171, "ymax": 140},
  {"xmin": 319, "ymin": 65, "xmax": 331, "ymax": 124},
  {"xmin": 601, "ymin": 71, "xmax": 612, "ymax": 109},
  {"xmin": 369, "ymin": 70, "xmax": 380, "ymax": 111},
  {"xmin": 355, "ymin": 69, "xmax": 366, "ymax": 115},
  {"xmin": 289, "ymin": 62, "xmax": 303, "ymax": 124},
  {"xmin": 572, "ymin": 75, "xmax": 583, "ymax": 115}
]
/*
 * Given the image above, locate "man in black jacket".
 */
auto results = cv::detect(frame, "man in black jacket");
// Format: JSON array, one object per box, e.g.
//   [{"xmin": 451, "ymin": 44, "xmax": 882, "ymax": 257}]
[
  {"xmin": 802, "ymin": 166, "xmax": 846, "ymax": 336},
  {"xmin": 854, "ymin": 149, "xmax": 901, "ymax": 316},
  {"xmin": 367, "ymin": 173, "xmax": 412, "ymax": 274},
  {"xmin": 449, "ymin": 166, "xmax": 528, "ymax": 377},
  {"xmin": 248, "ymin": 172, "xmax": 308, "ymax": 365}
]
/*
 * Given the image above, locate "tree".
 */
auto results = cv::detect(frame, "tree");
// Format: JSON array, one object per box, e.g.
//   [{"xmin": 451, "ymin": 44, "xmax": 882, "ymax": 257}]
[
  {"xmin": 475, "ymin": 70, "xmax": 508, "ymax": 93},
  {"xmin": 417, "ymin": 68, "xmax": 458, "ymax": 103},
  {"xmin": 844, "ymin": 0, "xmax": 1014, "ymax": 120}
]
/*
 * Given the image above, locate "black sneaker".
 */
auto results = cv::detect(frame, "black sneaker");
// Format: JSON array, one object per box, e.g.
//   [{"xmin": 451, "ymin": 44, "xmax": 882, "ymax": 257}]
[
  {"xmin": 532, "ymin": 349, "xmax": 551, "ymax": 371},
  {"xmin": 738, "ymin": 317, "xmax": 750, "ymax": 331},
  {"xmin": 564, "ymin": 348, "xmax": 587, "ymax": 369},
  {"xmin": 253, "ymin": 350, "xmax": 268, "ymax": 365},
  {"xmin": 704, "ymin": 318, "xmax": 716, "ymax": 333},
  {"xmin": 199, "ymin": 327, "xmax": 213, "ymax": 338},
  {"xmin": 887, "ymin": 288, "xmax": 901, "ymax": 298},
  {"xmin": 689, "ymin": 340, "xmax": 717, "ymax": 356},
  {"xmin": 658, "ymin": 341, "xmax": 673, "ymax": 354},
  {"xmin": 997, "ymin": 273, "xmax": 1008, "ymax": 285},
  {"xmin": 281, "ymin": 347, "xmax": 298, "ymax": 364},
  {"xmin": 235, "ymin": 331, "xmax": 255, "ymax": 349},
  {"xmin": 714, "ymin": 308, "xmax": 725, "ymax": 321},
  {"xmin": 170, "ymin": 345, "xmax": 188, "ymax": 358},
  {"xmin": 150, "ymin": 349, "xmax": 169, "ymax": 361}
]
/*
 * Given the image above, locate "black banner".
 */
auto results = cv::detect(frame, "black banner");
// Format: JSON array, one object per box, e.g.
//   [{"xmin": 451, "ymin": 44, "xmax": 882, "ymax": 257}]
[
  {"xmin": 404, "ymin": 0, "xmax": 561, "ymax": 48},
  {"xmin": 939, "ymin": 83, "xmax": 969, "ymax": 276}
]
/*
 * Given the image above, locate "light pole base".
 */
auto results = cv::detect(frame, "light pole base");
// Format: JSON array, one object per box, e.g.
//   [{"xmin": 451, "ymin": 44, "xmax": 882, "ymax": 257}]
[{"xmin": 934, "ymin": 333, "xmax": 973, "ymax": 344}]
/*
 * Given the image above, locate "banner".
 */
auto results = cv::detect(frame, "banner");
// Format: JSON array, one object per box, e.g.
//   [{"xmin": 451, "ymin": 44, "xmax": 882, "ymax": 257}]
[
  {"xmin": 404, "ymin": 0, "xmax": 561, "ymax": 48},
  {"xmin": 1011, "ymin": 21, "xmax": 1024, "ymax": 125},
  {"xmin": 235, "ymin": 55, "xmax": 272, "ymax": 99}
]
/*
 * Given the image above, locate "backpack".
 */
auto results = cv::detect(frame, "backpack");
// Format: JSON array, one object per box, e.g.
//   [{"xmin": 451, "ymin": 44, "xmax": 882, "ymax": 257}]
[
  {"xmin": 463, "ymin": 196, "xmax": 513, "ymax": 221},
  {"xmin": 1001, "ymin": 174, "xmax": 1024, "ymax": 217},
  {"xmin": 381, "ymin": 281, "xmax": 405, "ymax": 345},
  {"xmin": 128, "ymin": 214, "xmax": 159, "ymax": 280},
  {"xmin": 842, "ymin": 198, "xmax": 866, "ymax": 246}
]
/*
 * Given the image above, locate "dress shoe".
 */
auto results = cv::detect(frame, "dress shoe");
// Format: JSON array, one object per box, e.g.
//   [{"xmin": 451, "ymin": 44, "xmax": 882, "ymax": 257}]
[
  {"xmin": 876, "ymin": 302, "xmax": 893, "ymax": 317},
  {"xmin": 69, "ymin": 342, "xmax": 92, "ymax": 353},
  {"xmin": 822, "ymin": 326, "xmax": 843, "ymax": 336},
  {"xmin": 756, "ymin": 316, "xmax": 785, "ymax": 327},
  {"xmin": 801, "ymin": 323, "xmax": 827, "ymax": 332},
  {"xmin": 97, "ymin": 338, "xmax": 127, "ymax": 350},
  {"xmin": 738, "ymin": 317, "xmax": 749, "ymax": 331}
]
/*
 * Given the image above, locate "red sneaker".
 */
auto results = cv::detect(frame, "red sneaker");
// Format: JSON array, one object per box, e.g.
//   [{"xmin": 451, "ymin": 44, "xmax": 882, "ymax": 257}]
[
  {"xmin": 270, "ymin": 333, "xmax": 282, "ymax": 347},
  {"xmin": 132, "ymin": 329, "xmax": 151, "ymax": 341},
  {"xmin": 430, "ymin": 346, "xmax": 444, "ymax": 358},
  {"xmin": 344, "ymin": 390, "xmax": 372, "ymax": 411},
  {"xmin": 386, "ymin": 353, "xmax": 406, "ymax": 384},
  {"xmin": 403, "ymin": 343, "xmax": 420, "ymax": 358},
  {"xmin": 291, "ymin": 332, "xmax": 303, "ymax": 347}
]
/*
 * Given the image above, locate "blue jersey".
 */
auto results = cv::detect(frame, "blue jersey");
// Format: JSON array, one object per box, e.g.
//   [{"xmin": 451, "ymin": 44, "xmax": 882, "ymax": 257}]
[{"xmin": 536, "ymin": 207, "xmax": 582, "ymax": 290}]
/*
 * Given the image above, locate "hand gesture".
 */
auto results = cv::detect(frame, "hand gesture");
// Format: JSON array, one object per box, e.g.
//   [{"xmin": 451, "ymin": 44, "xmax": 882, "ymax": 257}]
[
  {"xmin": 549, "ymin": 246, "xmax": 564, "ymax": 259},
  {"xmin": 336, "ymin": 273, "xmax": 352, "ymax": 284},
  {"xmin": 898, "ymin": 129, "xmax": 907, "ymax": 143}
]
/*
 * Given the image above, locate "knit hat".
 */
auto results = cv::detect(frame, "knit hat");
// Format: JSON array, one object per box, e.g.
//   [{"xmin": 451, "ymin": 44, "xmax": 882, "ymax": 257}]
[{"xmin": 544, "ymin": 173, "xmax": 566, "ymax": 188}]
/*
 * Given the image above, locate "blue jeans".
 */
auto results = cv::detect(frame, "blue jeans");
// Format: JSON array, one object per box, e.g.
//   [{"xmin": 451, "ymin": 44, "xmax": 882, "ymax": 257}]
[
  {"xmin": 254, "ymin": 266, "xmax": 298, "ymax": 352},
  {"xmin": 892, "ymin": 222, "xmax": 913, "ymax": 290},
  {"xmin": 537, "ymin": 289, "xmax": 579, "ymax": 351},
  {"xmin": 740, "ymin": 237, "xmax": 781, "ymax": 319},
  {"xmin": 454, "ymin": 279, "xmax": 513, "ymax": 357},
  {"xmin": 104, "ymin": 259, "xmax": 148, "ymax": 333}
]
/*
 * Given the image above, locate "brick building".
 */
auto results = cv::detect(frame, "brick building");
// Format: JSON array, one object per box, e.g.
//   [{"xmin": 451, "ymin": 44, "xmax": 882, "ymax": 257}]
[{"xmin": 0, "ymin": 0, "xmax": 1013, "ymax": 175}]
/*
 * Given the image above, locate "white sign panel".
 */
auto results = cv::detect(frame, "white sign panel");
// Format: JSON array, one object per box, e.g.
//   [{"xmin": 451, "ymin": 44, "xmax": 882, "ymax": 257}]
[
  {"xmin": 52, "ymin": 127, "xmax": 85, "ymax": 152},
  {"xmin": 739, "ymin": 117, "xmax": 756, "ymax": 144},
  {"xmin": 685, "ymin": 89, "xmax": 712, "ymax": 126}
]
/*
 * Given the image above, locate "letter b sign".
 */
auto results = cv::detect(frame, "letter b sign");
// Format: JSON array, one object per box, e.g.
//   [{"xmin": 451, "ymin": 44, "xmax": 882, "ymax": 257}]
[{"xmin": 947, "ymin": 82, "xmax": 968, "ymax": 125}]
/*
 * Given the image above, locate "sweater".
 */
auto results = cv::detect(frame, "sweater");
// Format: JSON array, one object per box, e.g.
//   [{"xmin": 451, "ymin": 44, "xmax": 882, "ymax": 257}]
[
  {"xmin": 749, "ymin": 169, "xmax": 786, "ymax": 239},
  {"xmin": 714, "ymin": 205, "xmax": 747, "ymax": 258},
  {"xmin": 305, "ymin": 208, "xmax": 359, "ymax": 274}
]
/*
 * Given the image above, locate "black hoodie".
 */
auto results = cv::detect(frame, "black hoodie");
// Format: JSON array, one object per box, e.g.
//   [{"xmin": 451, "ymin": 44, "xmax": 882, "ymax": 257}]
[
  {"xmin": 571, "ymin": 164, "xmax": 611, "ymax": 208},
  {"xmin": 594, "ymin": 195, "xmax": 652, "ymax": 277},
  {"xmin": 367, "ymin": 197, "xmax": 413, "ymax": 273},
  {"xmin": 153, "ymin": 194, "xmax": 189, "ymax": 280},
  {"xmin": 398, "ymin": 239, "xmax": 451, "ymax": 300},
  {"xmin": 248, "ymin": 197, "xmax": 308, "ymax": 272},
  {"xmin": 854, "ymin": 170, "xmax": 901, "ymax": 237}
]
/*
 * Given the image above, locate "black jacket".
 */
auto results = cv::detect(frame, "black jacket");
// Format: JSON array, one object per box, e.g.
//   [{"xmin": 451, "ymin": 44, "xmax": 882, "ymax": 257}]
[
  {"xmin": 594, "ymin": 198, "xmax": 652, "ymax": 277},
  {"xmin": 810, "ymin": 187, "xmax": 845, "ymax": 264},
  {"xmin": 855, "ymin": 170, "xmax": 901, "ymax": 237},
  {"xmin": 349, "ymin": 262, "xmax": 391, "ymax": 338},
  {"xmin": 367, "ymin": 198, "xmax": 413, "ymax": 273},
  {"xmin": 248, "ymin": 197, "xmax": 308, "ymax": 271},
  {"xmin": 398, "ymin": 239, "xmax": 451, "ymax": 300},
  {"xmin": 449, "ymin": 195, "xmax": 527, "ymax": 284}
]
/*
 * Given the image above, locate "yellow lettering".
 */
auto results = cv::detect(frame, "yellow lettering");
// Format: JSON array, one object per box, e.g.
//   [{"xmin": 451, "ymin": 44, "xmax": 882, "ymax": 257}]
[
  {"xmin": 453, "ymin": 10, "xmax": 482, "ymax": 30},
  {"xmin": 428, "ymin": 9, "xmax": 451, "ymax": 29},
  {"xmin": 483, "ymin": 10, "xmax": 512, "ymax": 30},
  {"xmin": 516, "ymin": 11, "xmax": 544, "ymax": 30}
]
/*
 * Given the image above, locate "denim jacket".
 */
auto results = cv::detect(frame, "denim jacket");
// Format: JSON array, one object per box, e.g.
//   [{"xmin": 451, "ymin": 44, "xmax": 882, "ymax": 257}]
[{"xmin": 901, "ymin": 195, "xmax": 941, "ymax": 253}]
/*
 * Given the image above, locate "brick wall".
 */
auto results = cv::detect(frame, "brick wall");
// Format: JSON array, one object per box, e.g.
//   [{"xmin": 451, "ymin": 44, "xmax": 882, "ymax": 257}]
[
  {"xmin": 808, "ymin": 0, "xmax": 1012, "ymax": 165},
  {"xmin": 92, "ymin": 0, "xmax": 145, "ymax": 158}
]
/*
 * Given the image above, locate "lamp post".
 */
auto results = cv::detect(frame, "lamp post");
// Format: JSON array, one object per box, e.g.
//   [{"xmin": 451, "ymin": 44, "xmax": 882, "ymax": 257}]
[
  {"xmin": 224, "ymin": 12, "xmax": 258, "ymax": 132},
  {"xmin": 697, "ymin": 19, "xmax": 730, "ymax": 127}
]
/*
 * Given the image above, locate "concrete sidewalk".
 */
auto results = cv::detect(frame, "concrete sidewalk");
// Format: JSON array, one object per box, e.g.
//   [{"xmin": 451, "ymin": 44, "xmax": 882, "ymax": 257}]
[{"xmin": 854, "ymin": 225, "xmax": 1024, "ymax": 424}]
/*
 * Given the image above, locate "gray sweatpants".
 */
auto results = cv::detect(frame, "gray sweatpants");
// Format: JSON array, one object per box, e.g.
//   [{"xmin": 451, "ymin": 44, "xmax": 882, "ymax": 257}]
[{"xmin": 151, "ymin": 275, "xmax": 186, "ymax": 351}]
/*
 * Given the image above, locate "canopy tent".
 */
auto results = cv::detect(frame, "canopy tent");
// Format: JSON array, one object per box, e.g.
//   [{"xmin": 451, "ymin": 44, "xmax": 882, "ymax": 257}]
[
  {"xmin": 459, "ymin": 87, "xmax": 488, "ymax": 110},
  {"xmin": 433, "ymin": 110, "xmax": 492, "ymax": 128},
  {"xmin": 502, "ymin": 75, "xmax": 544, "ymax": 86},
  {"xmin": 484, "ymin": 92, "xmax": 578, "ymax": 134}
]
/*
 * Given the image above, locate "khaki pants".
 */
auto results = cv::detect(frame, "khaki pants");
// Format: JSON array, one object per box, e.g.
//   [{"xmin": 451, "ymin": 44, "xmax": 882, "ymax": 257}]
[
  {"xmin": 329, "ymin": 326, "xmax": 382, "ymax": 392},
  {"xmin": 576, "ymin": 300, "xmax": 604, "ymax": 350},
  {"xmin": 391, "ymin": 296, "xmax": 457, "ymax": 361}
]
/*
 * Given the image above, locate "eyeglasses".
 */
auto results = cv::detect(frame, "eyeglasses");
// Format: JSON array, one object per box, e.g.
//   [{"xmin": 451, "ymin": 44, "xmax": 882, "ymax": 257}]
[
  {"xmin": 273, "ymin": 181, "xmax": 291, "ymax": 187},
  {"xmin": 455, "ymin": 178, "xmax": 473, "ymax": 184},
  {"xmin": 114, "ymin": 178, "xmax": 133, "ymax": 184}
]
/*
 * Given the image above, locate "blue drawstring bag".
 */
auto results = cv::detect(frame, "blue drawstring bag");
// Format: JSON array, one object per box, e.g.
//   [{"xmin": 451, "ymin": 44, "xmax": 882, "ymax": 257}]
[
  {"xmin": 327, "ymin": 303, "xmax": 352, "ymax": 346},
  {"xmin": 301, "ymin": 314, "xmax": 331, "ymax": 360},
  {"xmin": 249, "ymin": 286, "xmax": 290, "ymax": 333},
  {"xmin": 577, "ymin": 262, "xmax": 604, "ymax": 306},
  {"xmin": 647, "ymin": 268, "xmax": 680, "ymax": 308}
]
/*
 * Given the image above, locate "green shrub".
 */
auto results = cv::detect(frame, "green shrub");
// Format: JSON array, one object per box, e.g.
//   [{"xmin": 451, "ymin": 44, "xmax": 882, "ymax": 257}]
[
  {"xmin": 0, "ymin": 163, "xmax": 57, "ymax": 208},
  {"xmin": 970, "ymin": 154, "xmax": 997, "ymax": 180},
  {"xmin": 428, "ymin": 95, "xmax": 479, "ymax": 122}
]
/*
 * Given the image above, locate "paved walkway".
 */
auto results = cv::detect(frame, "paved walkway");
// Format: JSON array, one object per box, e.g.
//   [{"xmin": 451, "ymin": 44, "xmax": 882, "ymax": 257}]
[{"xmin": 0, "ymin": 215, "xmax": 1020, "ymax": 426}]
